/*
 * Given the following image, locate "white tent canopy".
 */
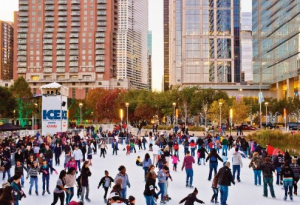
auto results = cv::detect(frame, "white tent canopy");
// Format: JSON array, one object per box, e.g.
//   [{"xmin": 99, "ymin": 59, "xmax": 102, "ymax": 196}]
[{"xmin": 40, "ymin": 82, "xmax": 69, "ymax": 97}]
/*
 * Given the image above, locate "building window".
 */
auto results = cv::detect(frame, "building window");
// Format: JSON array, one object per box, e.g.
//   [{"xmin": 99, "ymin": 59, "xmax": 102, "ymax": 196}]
[{"xmin": 72, "ymin": 88, "xmax": 76, "ymax": 99}]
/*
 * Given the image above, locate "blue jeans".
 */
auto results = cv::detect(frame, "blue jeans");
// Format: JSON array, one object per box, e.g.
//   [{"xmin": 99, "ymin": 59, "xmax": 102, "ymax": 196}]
[
  {"xmin": 66, "ymin": 187, "xmax": 74, "ymax": 204},
  {"xmin": 2, "ymin": 169, "xmax": 11, "ymax": 180},
  {"xmin": 21, "ymin": 175, "xmax": 24, "ymax": 186},
  {"xmin": 191, "ymin": 148, "xmax": 195, "ymax": 157},
  {"xmin": 219, "ymin": 185, "xmax": 229, "ymax": 205},
  {"xmin": 29, "ymin": 177, "xmax": 38, "ymax": 191},
  {"xmin": 232, "ymin": 165, "xmax": 241, "ymax": 181},
  {"xmin": 275, "ymin": 167, "xmax": 281, "ymax": 184},
  {"xmin": 253, "ymin": 170, "xmax": 262, "ymax": 185},
  {"xmin": 263, "ymin": 177, "xmax": 275, "ymax": 197},
  {"xmin": 284, "ymin": 180, "xmax": 293, "ymax": 197},
  {"xmin": 76, "ymin": 160, "xmax": 81, "ymax": 171},
  {"xmin": 157, "ymin": 182, "xmax": 165, "ymax": 200},
  {"xmin": 185, "ymin": 169, "xmax": 193, "ymax": 186},
  {"xmin": 143, "ymin": 167, "xmax": 148, "ymax": 179},
  {"xmin": 46, "ymin": 159, "xmax": 53, "ymax": 174},
  {"xmin": 120, "ymin": 188, "xmax": 127, "ymax": 199},
  {"xmin": 198, "ymin": 158, "xmax": 205, "ymax": 165},
  {"xmin": 42, "ymin": 174, "xmax": 50, "ymax": 191},
  {"xmin": 222, "ymin": 145, "xmax": 227, "ymax": 156},
  {"xmin": 144, "ymin": 195, "xmax": 154, "ymax": 205},
  {"xmin": 208, "ymin": 162, "xmax": 218, "ymax": 180}
]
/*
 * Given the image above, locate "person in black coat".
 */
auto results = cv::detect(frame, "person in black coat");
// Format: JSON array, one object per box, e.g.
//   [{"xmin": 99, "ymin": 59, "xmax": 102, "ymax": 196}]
[
  {"xmin": 54, "ymin": 143, "xmax": 62, "ymax": 166},
  {"xmin": 179, "ymin": 188, "xmax": 204, "ymax": 205},
  {"xmin": 206, "ymin": 148, "xmax": 223, "ymax": 181},
  {"xmin": 98, "ymin": 170, "xmax": 114, "ymax": 202},
  {"xmin": 143, "ymin": 171, "xmax": 158, "ymax": 204}
]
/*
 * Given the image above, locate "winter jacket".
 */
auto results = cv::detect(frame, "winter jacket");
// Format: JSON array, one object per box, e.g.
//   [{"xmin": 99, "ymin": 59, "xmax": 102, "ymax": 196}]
[
  {"xmin": 221, "ymin": 139, "xmax": 228, "ymax": 146},
  {"xmin": 98, "ymin": 176, "xmax": 114, "ymax": 188},
  {"xmin": 115, "ymin": 172, "xmax": 130, "ymax": 189},
  {"xmin": 11, "ymin": 181, "xmax": 21, "ymax": 202},
  {"xmin": 1, "ymin": 158, "xmax": 11, "ymax": 170},
  {"xmin": 290, "ymin": 163, "xmax": 300, "ymax": 179},
  {"xmin": 232, "ymin": 152, "xmax": 243, "ymax": 166},
  {"xmin": 179, "ymin": 193, "xmax": 204, "ymax": 205},
  {"xmin": 216, "ymin": 166, "xmax": 235, "ymax": 186},
  {"xmin": 258, "ymin": 162, "xmax": 275, "ymax": 178},
  {"xmin": 206, "ymin": 153, "xmax": 223, "ymax": 163},
  {"xmin": 73, "ymin": 149, "xmax": 83, "ymax": 161},
  {"xmin": 272, "ymin": 154, "xmax": 284, "ymax": 168},
  {"xmin": 81, "ymin": 167, "xmax": 92, "ymax": 186},
  {"xmin": 143, "ymin": 158, "xmax": 152, "ymax": 168},
  {"xmin": 249, "ymin": 156, "xmax": 263, "ymax": 170},
  {"xmin": 143, "ymin": 178, "xmax": 158, "ymax": 198},
  {"xmin": 14, "ymin": 152, "xmax": 24, "ymax": 163},
  {"xmin": 65, "ymin": 174, "xmax": 77, "ymax": 188},
  {"xmin": 15, "ymin": 164, "xmax": 27, "ymax": 175},
  {"xmin": 27, "ymin": 167, "xmax": 39, "ymax": 178},
  {"xmin": 40, "ymin": 164, "xmax": 55, "ymax": 176},
  {"xmin": 280, "ymin": 165, "xmax": 294, "ymax": 181},
  {"xmin": 44, "ymin": 149, "xmax": 53, "ymax": 159},
  {"xmin": 182, "ymin": 155, "xmax": 195, "ymax": 170},
  {"xmin": 54, "ymin": 146, "xmax": 62, "ymax": 156}
]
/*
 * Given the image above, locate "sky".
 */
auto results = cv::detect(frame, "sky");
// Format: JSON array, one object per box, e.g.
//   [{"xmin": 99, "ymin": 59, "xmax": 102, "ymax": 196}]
[{"xmin": 0, "ymin": 0, "xmax": 252, "ymax": 92}]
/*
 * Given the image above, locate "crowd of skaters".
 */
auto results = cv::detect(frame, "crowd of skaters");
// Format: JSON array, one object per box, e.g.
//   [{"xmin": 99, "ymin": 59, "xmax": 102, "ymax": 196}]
[{"xmin": 0, "ymin": 123, "xmax": 299, "ymax": 205}]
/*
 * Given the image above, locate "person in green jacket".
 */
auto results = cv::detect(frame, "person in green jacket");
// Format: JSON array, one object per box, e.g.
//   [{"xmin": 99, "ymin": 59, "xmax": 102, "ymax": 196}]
[
  {"xmin": 11, "ymin": 174, "xmax": 23, "ymax": 205},
  {"xmin": 221, "ymin": 136, "xmax": 229, "ymax": 156}
]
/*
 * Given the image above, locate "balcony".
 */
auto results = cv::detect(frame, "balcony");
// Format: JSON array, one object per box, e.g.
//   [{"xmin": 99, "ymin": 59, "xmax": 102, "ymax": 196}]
[
  {"xmin": 57, "ymin": 33, "xmax": 66, "ymax": 38},
  {"xmin": 57, "ymin": 28, "xmax": 66, "ymax": 32},
  {"xmin": 96, "ymin": 55, "xmax": 104, "ymax": 60},
  {"xmin": 58, "ymin": 22, "xmax": 68, "ymax": 27},
  {"xmin": 57, "ymin": 68, "xmax": 65, "ymax": 73},
  {"xmin": 96, "ymin": 38, "xmax": 105, "ymax": 43},
  {"xmin": 43, "ymin": 34, "xmax": 53, "ymax": 39},
  {"xmin": 44, "ymin": 68, "xmax": 53, "ymax": 73},
  {"xmin": 57, "ymin": 51, "xmax": 65, "ymax": 55},
  {"xmin": 96, "ymin": 67, "xmax": 105, "ymax": 72},
  {"xmin": 43, "ymin": 62, "xmax": 52, "ymax": 67},
  {"xmin": 70, "ymin": 45, "xmax": 78, "ymax": 50},
  {"xmin": 45, "ymin": 0, "xmax": 54, "ymax": 4},
  {"xmin": 71, "ymin": 27, "xmax": 80, "ymax": 32},
  {"xmin": 69, "ymin": 50, "xmax": 79, "ymax": 55},
  {"xmin": 17, "ymin": 57, "xmax": 27, "ymax": 62},
  {"xmin": 17, "ymin": 62, "xmax": 27, "ymax": 67},
  {"xmin": 96, "ymin": 33, "xmax": 105, "ymax": 38},
  {"xmin": 19, "ymin": 23, "xmax": 28, "ymax": 28},
  {"xmin": 58, "ymin": 6, "xmax": 67, "ymax": 10},
  {"xmin": 18, "ymin": 45, "xmax": 27, "ymax": 50},
  {"xmin": 58, "ymin": 17, "xmax": 67, "ymax": 22},
  {"xmin": 71, "ymin": 5, "xmax": 80, "ymax": 10},
  {"xmin": 57, "ymin": 39, "xmax": 65, "ymax": 44},
  {"xmin": 43, "ymin": 50, "xmax": 52, "ymax": 55},
  {"xmin": 18, "ymin": 40, "xmax": 27, "ymax": 45},
  {"xmin": 45, "ymin": 23, "xmax": 53, "ymax": 27},
  {"xmin": 57, "ymin": 45, "xmax": 65, "ymax": 50},
  {"xmin": 19, "ymin": 6, "xmax": 28, "ymax": 11},
  {"xmin": 98, "ymin": 0, "xmax": 106, "ymax": 3},
  {"xmin": 69, "ymin": 56, "xmax": 78, "ymax": 61},
  {"xmin": 71, "ymin": 11, "xmax": 80, "ymax": 16},
  {"xmin": 71, "ymin": 0, "xmax": 80, "ymax": 4},
  {"xmin": 70, "ymin": 62, "xmax": 78, "ymax": 67},
  {"xmin": 97, "ymin": 27, "xmax": 106, "ymax": 32},
  {"xmin": 44, "ymin": 28, "xmax": 54, "ymax": 32},
  {"xmin": 70, "ymin": 33, "xmax": 79, "ymax": 38},
  {"xmin": 45, "ymin": 12, "xmax": 54, "ymax": 17},
  {"xmin": 45, "ymin": 17, "xmax": 54, "ymax": 22},
  {"xmin": 98, "ymin": 16, "xmax": 106, "ymax": 21},
  {"xmin": 96, "ymin": 50, "xmax": 104, "ymax": 54},
  {"xmin": 58, "ymin": 12, "xmax": 67, "ymax": 16},
  {"xmin": 19, "ymin": 12, "xmax": 28, "ymax": 17},
  {"xmin": 43, "ymin": 57, "xmax": 52, "ymax": 61},
  {"xmin": 97, "ymin": 5, "xmax": 106, "ymax": 9},
  {"xmin": 45, "ymin": 6, "xmax": 54, "ymax": 10},
  {"xmin": 19, "ymin": 18, "xmax": 28, "ymax": 22},
  {"xmin": 43, "ymin": 39, "xmax": 52, "ymax": 44},
  {"xmin": 71, "ymin": 17, "xmax": 80, "ymax": 22},
  {"xmin": 17, "ymin": 51, "xmax": 27, "ymax": 56},
  {"xmin": 96, "ymin": 61, "xmax": 105, "ymax": 66},
  {"xmin": 70, "ymin": 39, "xmax": 78, "ymax": 44},
  {"xmin": 19, "ymin": 0, "xmax": 28, "ymax": 5},
  {"xmin": 96, "ymin": 44, "xmax": 105, "ymax": 49},
  {"xmin": 17, "ymin": 66, "xmax": 26, "ymax": 73},
  {"xmin": 97, "ymin": 11, "xmax": 106, "ymax": 16},
  {"xmin": 70, "ymin": 68, "xmax": 78, "ymax": 72},
  {"xmin": 71, "ymin": 22, "xmax": 80, "ymax": 27},
  {"xmin": 58, "ymin": 0, "xmax": 67, "ymax": 4},
  {"xmin": 43, "ymin": 46, "xmax": 52, "ymax": 50},
  {"xmin": 57, "ymin": 56, "xmax": 65, "ymax": 61}
]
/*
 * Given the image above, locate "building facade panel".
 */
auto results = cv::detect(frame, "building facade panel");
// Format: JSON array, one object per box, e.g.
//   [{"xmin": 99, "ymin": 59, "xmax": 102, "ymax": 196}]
[{"xmin": 0, "ymin": 21, "xmax": 14, "ymax": 80}]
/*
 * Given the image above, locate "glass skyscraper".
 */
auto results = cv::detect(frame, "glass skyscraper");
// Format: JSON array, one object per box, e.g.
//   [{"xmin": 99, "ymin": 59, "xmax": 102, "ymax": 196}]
[{"xmin": 169, "ymin": 0, "xmax": 241, "ymax": 86}]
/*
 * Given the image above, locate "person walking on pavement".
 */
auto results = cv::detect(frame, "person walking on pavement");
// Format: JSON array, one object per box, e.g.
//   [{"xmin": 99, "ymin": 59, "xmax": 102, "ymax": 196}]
[
  {"xmin": 232, "ymin": 147, "xmax": 243, "ymax": 182},
  {"xmin": 215, "ymin": 162, "xmax": 235, "ymax": 205},
  {"xmin": 182, "ymin": 151, "xmax": 195, "ymax": 188}
]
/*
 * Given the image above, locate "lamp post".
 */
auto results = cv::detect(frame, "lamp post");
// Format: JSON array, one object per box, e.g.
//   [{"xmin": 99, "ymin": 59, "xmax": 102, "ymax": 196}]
[
  {"xmin": 172, "ymin": 102, "xmax": 176, "ymax": 125},
  {"xmin": 120, "ymin": 109, "xmax": 123, "ymax": 124},
  {"xmin": 79, "ymin": 103, "xmax": 83, "ymax": 125},
  {"xmin": 219, "ymin": 102, "xmax": 223, "ymax": 126},
  {"xmin": 230, "ymin": 108, "xmax": 233, "ymax": 136},
  {"xmin": 265, "ymin": 102, "xmax": 269, "ymax": 124},
  {"xmin": 125, "ymin": 102, "xmax": 129, "ymax": 125}
]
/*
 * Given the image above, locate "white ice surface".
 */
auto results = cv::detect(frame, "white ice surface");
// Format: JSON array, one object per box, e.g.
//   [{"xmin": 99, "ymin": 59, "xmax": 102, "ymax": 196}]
[{"xmin": 11, "ymin": 144, "xmax": 299, "ymax": 205}]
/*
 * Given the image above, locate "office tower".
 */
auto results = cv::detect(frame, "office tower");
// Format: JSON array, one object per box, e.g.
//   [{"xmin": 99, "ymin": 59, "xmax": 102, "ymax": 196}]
[
  {"xmin": 147, "ymin": 30, "xmax": 152, "ymax": 90},
  {"xmin": 163, "ymin": 0, "xmax": 170, "ymax": 91},
  {"xmin": 169, "ymin": 0, "xmax": 241, "ymax": 86},
  {"xmin": 240, "ymin": 12, "xmax": 253, "ymax": 82},
  {"xmin": 14, "ymin": 0, "xmax": 126, "ymax": 99},
  {"xmin": 253, "ymin": 0, "xmax": 300, "ymax": 99},
  {"xmin": 0, "ymin": 21, "xmax": 14, "ymax": 80},
  {"xmin": 117, "ymin": 0, "xmax": 148, "ymax": 89}
]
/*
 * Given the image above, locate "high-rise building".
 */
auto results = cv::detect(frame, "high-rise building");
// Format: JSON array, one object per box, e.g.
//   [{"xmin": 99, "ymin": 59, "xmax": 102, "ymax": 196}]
[
  {"xmin": 169, "ymin": 0, "xmax": 241, "ymax": 86},
  {"xmin": 253, "ymin": 0, "xmax": 300, "ymax": 99},
  {"xmin": 147, "ymin": 31, "xmax": 152, "ymax": 90},
  {"xmin": 14, "ymin": 0, "xmax": 129, "ymax": 99},
  {"xmin": 163, "ymin": 0, "xmax": 170, "ymax": 91},
  {"xmin": 117, "ymin": 0, "xmax": 148, "ymax": 89},
  {"xmin": 0, "ymin": 21, "xmax": 14, "ymax": 80},
  {"xmin": 240, "ymin": 12, "xmax": 253, "ymax": 82}
]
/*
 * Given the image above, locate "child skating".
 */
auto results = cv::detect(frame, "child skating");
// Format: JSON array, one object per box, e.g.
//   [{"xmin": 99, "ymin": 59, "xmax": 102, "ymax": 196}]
[{"xmin": 98, "ymin": 170, "xmax": 114, "ymax": 203}]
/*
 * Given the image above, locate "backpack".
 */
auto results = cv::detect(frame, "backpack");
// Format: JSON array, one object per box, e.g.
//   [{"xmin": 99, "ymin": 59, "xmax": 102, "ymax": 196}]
[{"xmin": 211, "ymin": 155, "xmax": 217, "ymax": 162}]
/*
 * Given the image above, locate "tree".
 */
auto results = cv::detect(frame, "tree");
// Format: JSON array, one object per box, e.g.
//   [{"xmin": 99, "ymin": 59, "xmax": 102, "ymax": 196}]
[
  {"xmin": 208, "ymin": 99, "xmax": 229, "ymax": 125},
  {"xmin": 134, "ymin": 103, "xmax": 156, "ymax": 122},
  {"xmin": 10, "ymin": 77, "xmax": 33, "ymax": 127},
  {"xmin": 231, "ymin": 99, "xmax": 250, "ymax": 124},
  {"xmin": 0, "ymin": 87, "xmax": 17, "ymax": 118}
]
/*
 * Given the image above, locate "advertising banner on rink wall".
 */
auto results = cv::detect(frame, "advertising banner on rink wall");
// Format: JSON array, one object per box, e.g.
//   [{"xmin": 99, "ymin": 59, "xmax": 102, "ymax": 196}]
[{"xmin": 42, "ymin": 95, "xmax": 68, "ymax": 135}]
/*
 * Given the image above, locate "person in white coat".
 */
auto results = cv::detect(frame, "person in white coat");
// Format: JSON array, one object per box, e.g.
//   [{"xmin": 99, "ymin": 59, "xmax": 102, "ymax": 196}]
[
  {"xmin": 73, "ymin": 145, "xmax": 83, "ymax": 171},
  {"xmin": 232, "ymin": 147, "xmax": 243, "ymax": 182},
  {"xmin": 153, "ymin": 143, "xmax": 161, "ymax": 165}
]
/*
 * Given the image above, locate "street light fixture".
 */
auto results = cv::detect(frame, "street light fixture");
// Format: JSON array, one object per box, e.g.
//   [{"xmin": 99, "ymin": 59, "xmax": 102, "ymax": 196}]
[
  {"xmin": 125, "ymin": 102, "xmax": 129, "ymax": 125},
  {"xmin": 219, "ymin": 102, "xmax": 223, "ymax": 126},
  {"xmin": 172, "ymin": 102, "xmax": 176, "ymax": 125},
  {"xmin": 79, "ymin": 102, "xmax": 83, "ymax": 125},
  {"xmin": 265, "ymin": 102, "xmax": 269, "ymax": 124}
]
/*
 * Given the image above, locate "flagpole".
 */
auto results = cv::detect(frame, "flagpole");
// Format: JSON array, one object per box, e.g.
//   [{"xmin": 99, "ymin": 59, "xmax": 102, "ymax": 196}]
[{"xmin": 260, "ymin": 101, "xmax": 262, "ymax": 128}]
